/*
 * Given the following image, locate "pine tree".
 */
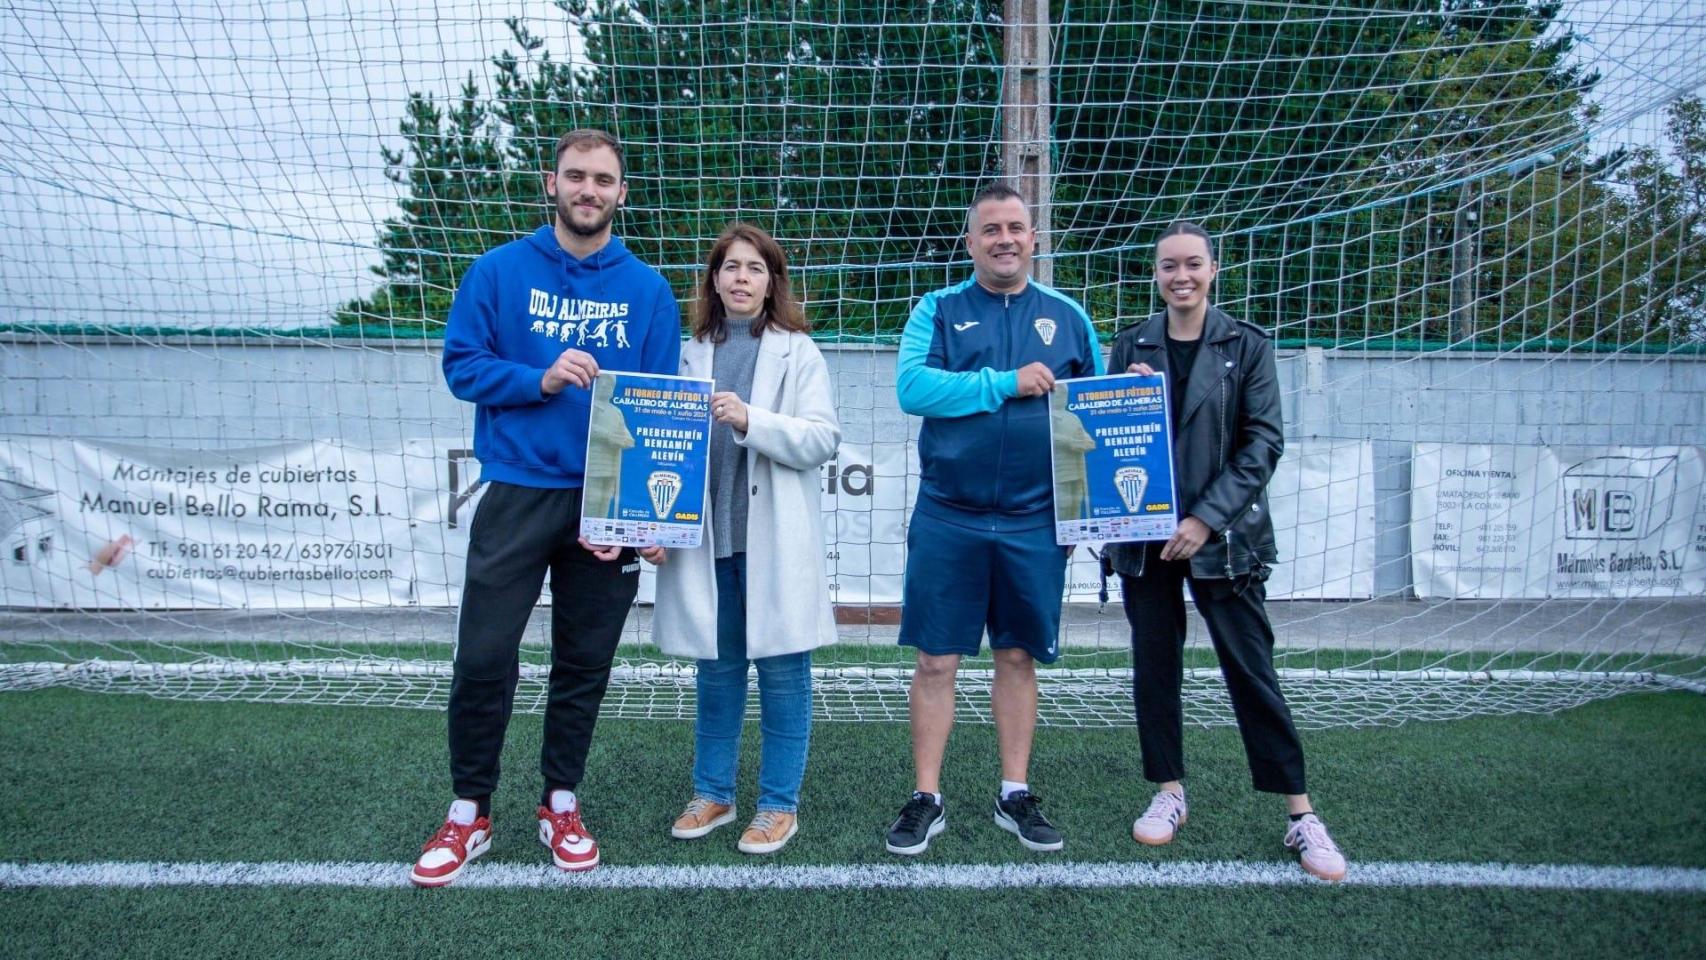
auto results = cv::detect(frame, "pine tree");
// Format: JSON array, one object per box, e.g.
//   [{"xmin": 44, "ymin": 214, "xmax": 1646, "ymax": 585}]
[
  {"xmin": 340, "ymin": 1, "xmax": 1697, "ymax": 347},
  {"xmin": 336, "ymin": 77, "xmax": 524, "ymax": 330}
]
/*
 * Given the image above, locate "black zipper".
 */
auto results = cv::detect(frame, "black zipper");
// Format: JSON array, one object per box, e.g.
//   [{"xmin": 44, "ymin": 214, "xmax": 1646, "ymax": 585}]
[
  {"xmin": 990, "ymin": 291, "xmax": 1011, "ymax": 523},
  {"xmin": 1221, "ymin": 374, "xmax": 1234, "ymax": 579}
]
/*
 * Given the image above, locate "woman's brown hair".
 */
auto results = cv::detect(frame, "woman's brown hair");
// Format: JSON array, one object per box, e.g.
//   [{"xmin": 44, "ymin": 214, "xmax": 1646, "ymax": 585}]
[{"xmin": 693, "ymin": 222, "xmax": 809, "ymax": 343}]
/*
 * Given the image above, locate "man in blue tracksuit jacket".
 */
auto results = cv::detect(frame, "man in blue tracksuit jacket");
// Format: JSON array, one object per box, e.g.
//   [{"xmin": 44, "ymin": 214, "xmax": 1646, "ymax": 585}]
[
  {"xmin": 884, "ymin": 184, "xmax": 1103, "ymax": 857},
  {"xmin": 412, "ymin": 129, "xmax": 681, "ymax": 887}
]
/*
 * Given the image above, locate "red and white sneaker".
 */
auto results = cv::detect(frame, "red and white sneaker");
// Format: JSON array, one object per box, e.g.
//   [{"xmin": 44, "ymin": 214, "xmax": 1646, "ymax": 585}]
[
  {"xmin": 410, "ymin": 815, "xmax": 492, "ymax": 888},
  {"xmin": 538, "ymin": 805, "xmax": 600, "ymax": 872},
  {"xmin": 1284, "ymin": 813, "xmax": 1348, "ymax": 883}
]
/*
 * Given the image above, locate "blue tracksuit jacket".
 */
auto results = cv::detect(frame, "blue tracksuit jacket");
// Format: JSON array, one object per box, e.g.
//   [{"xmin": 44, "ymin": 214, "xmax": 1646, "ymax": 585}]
[{"xmin": 896, "ymin": 277, "xmax": 1103, "ymax": 527}]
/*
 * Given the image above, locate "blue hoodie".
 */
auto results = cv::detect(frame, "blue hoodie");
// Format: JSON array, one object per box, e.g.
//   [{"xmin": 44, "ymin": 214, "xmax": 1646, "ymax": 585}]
[{"xmin": 442, "ymin": 225, "xmax": 683, "ymax": 488}]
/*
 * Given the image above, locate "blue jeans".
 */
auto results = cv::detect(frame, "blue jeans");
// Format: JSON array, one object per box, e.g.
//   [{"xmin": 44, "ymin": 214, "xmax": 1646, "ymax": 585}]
[{"xmin": 692, "ymin": 553, "xmax": 813, "ymax": 813}]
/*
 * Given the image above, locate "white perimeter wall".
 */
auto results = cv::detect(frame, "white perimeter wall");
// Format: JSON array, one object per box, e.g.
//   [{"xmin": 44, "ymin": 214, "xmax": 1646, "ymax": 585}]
[{"xmin": 5, "ymin": 335, "xmax": 1702, "ymax": 596}]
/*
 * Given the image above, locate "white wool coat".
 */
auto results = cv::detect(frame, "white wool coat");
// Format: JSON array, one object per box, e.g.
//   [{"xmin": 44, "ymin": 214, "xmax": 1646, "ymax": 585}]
[{"xmin": 652, "ymin": 327, "xmax": 841, "ymax": 659}]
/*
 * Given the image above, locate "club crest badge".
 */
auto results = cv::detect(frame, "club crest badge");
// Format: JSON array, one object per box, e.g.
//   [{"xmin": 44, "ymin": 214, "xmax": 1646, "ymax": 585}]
[
  {"xmin": 646, "ymin": 470, "xmax": 683, "ymax": 519},
  {"xmin": 1114, "ymin": 466, "xmax": 1149, "ymax": 513},
  {"xmin": 1034, "ymin": 317, "xmax": 1057, "ymax": 346}
]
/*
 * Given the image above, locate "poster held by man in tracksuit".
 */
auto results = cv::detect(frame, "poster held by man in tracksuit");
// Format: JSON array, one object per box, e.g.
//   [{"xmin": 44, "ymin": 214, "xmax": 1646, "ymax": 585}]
[{"xmin": 1048, "ymin": 372, "xmax": 1180, "ymax": 545}]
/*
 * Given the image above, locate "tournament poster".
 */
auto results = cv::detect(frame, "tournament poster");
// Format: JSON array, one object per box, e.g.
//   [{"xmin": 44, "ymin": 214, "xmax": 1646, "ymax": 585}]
[
  {"xmin": 580, "ymin": 371, "xmax": 714, "ymax": 548},
  {"xmin": 1049, "ymin": 373, "xmax": 1180, "ymax": 545}
]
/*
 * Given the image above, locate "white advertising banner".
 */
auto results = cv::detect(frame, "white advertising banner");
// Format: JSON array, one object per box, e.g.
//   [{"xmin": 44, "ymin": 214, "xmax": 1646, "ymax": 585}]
[
  {"xmin": 403, "ymin": 440, "xmax": 654, "ymax": 606},
  {"xmin": 1064, "ymin": 439, "xmax": 1377, "ymax": 602},
  {"xmin": 404, "ymin": 440, "xmax": 482, "ymax": 607},
  {"xmin": 0, "ymin": 438, "xmax": 430, "ymax": 609},
  {"xmin": 4, "ymin": 436, "xmax": 1381, "ymax": 609},
  {"xmin": 820, "ymin": 441, "xmax": 916, "ymax": 605},
  {"xmin": 1264, "ymin": 439, "xmax": 1378, "ymax": 600},
  {"xmin": 409, "ymin": 440, "xmax": 918, "ymax": 608},
  {"xmin": 1411, "ymin": 443, "xmax": 1706, "ymax": 598},
  {"xmin": 424, "ymin": 438, "xmax": 1371, "ymax": 609}
]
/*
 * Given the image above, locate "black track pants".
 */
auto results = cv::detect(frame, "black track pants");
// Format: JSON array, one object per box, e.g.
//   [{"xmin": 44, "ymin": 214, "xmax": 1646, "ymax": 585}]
[
  {"xmin": 1120, "ymin": 544, "xmax": 1306, "ymax": 795},
  {"xmin": 448, "ymin": 481, "xmax": 640, "ymax": 802}
]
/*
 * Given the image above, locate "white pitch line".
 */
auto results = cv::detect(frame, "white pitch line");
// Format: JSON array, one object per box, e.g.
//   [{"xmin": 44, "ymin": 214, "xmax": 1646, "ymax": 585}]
[{"xmin": 2, "ymin": 860, "xmax": 1704, "ymax": 893}]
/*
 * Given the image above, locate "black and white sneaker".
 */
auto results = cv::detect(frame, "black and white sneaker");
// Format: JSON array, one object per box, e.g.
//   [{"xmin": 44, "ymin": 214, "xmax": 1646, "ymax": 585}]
[
  {"xmin": 994, "ymin": 790, "xmax": 1064, "ymax": 852},
  {"xmin": 885, "ymin": 792, "xmax": 946, "ymax": 855}
]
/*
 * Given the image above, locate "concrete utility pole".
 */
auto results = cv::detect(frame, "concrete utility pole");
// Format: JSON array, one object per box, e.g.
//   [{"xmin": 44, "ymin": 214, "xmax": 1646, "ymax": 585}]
[{"xmin": 1002, "ymin": 0, "xmax": 1052, "ymax": 284}]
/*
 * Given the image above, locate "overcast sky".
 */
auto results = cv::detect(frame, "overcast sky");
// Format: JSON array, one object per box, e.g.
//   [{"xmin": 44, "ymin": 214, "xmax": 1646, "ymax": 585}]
[{"xmin": 0, "ymin": 0, "xmax": 1700, "ymax": 329}]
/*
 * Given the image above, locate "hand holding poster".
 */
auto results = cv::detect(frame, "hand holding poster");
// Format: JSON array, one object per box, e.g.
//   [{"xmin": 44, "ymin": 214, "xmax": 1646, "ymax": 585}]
[
  {"xmin": 1049, "ymin": 373, "xmax": 1179, "ymax": 545},
  {"xmin": 580, "ymin": 372, "xmax": 713, "ymax": 548}
]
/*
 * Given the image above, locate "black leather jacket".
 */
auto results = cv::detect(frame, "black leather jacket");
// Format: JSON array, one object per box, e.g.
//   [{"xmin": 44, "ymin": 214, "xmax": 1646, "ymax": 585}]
[{"xmin": 1103, "ymin": 307, "xmax": 1283, "ymax": 580}]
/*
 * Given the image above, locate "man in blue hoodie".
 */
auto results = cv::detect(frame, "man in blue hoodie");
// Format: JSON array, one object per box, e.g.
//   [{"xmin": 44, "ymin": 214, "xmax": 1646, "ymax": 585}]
[
  {"xmin": 412, "ymin": 129, "xmax": 682, "ymax": 886},
  {"xmin": 883, "ymin": 185, "xmax": 1102, "ymax": 857}
]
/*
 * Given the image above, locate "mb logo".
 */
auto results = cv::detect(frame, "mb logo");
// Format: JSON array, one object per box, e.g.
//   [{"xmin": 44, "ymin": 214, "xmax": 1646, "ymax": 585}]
[
  {"xmin": 1560, "ymin": 455, "xmax": 1677, "ymax": 541},
  {"xmin": 1569, "ymin": 488, "xmax": 1636, "ymax": 535}
]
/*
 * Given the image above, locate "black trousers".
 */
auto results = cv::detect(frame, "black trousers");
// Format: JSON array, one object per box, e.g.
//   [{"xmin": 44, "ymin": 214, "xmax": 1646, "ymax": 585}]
[
  {"xmin": 449, "ymin": 481, "xmax": 640, "ymax": 804},
  {"xmin": 1120, "ymin": 544, "xmax": 1306, "ymax": 795}
]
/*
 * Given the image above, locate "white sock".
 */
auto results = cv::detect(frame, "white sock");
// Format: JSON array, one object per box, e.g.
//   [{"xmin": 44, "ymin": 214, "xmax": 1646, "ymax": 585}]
[
  {"xmin": 549, "ymin": 789, "xmax": 577, "ymax": 814},
  {"xmin": 916, "ymin": 790, "xmax": 943, "ymax": 806},
  {"xmin": 1000, "ymin": 780, "xmax": 1028, "ymax": 800},
  {"xmin": 448, "ymin": 799, "xmax": 478, "ymax": 825}
]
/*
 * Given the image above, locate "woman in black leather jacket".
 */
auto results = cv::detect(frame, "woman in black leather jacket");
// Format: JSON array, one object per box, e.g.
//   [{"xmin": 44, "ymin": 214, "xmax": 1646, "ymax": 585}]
[{"xmin": 1104, "ymin": 221, "xmax": 1347, "ymax": 882}]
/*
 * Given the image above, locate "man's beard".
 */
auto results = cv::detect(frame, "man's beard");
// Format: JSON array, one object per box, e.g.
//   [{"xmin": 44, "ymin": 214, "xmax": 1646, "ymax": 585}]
[{"xmin": 554, "ymin": 191, "xmax": 617, "ymax": 238}]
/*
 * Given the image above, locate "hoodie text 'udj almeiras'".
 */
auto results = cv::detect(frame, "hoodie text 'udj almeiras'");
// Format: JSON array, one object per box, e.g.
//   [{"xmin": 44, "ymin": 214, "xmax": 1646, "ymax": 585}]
[{"xmin": 442, "ymin": 225, "xmax": 683, "ymax": 489}]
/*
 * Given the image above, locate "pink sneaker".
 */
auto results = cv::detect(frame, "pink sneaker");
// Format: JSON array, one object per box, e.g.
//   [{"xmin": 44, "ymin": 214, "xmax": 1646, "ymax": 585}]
[
  {"xmin": 1132, "ymin": 790, "xmax": 1188, "ymax": 846},
  {"xmin": 1284, "ymin": 814, "xmax": 1347, "ymax": 882},
  {"xmin": 538, "ymin": 804, "xmax": 600, "ymax": 872}
]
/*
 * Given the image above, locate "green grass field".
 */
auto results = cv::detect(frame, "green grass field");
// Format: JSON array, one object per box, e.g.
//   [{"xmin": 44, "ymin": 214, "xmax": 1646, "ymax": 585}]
[{"xmin": 1, "ymin": 687, "xmax": 1703, "ymax": 959}]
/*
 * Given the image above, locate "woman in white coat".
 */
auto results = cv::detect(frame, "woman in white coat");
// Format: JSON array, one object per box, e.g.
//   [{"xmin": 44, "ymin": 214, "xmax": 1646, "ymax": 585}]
[{"xmin": 654, "ymin": 222, "xmax": 841, "ymax": 855}]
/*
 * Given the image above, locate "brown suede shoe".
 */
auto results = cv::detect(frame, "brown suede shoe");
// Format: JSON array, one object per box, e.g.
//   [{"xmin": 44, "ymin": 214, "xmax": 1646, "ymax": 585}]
[
  {"xmin": 671, "ymin": 797, "xmax": 736, "ymax": 839},
  {"xmin": 737, "ymin": 811, "xmax": 798, "ymax": 855}
]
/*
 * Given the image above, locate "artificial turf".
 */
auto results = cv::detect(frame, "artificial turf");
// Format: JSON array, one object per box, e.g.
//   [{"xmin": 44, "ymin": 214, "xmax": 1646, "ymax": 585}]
[{"xmin": 0, "ymin": 688, "xmax": 1702, "ymax": 959}]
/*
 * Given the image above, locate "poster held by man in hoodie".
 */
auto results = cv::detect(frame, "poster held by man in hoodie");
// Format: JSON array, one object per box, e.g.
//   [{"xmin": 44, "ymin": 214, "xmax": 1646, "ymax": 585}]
[
  {"xmin": 580, "ymin": 371, "xmax": 713, "ymax": 548},
  {"xmin": 1049, "ymin": 372, "xmax": 1180, "ymax": 546}
]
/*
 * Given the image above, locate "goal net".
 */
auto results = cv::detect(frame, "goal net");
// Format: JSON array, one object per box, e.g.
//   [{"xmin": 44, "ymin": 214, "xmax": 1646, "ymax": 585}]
[{"xmin": 2, "ymin": 0, "xmax": 1703, "ymax": 727}]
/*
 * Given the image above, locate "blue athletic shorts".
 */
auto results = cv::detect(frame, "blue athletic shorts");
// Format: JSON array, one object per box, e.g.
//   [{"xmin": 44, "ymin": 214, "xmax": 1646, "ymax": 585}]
[{"xmin": 898, "ymin": 507, "xmax": 1068, "ymax": 664}]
